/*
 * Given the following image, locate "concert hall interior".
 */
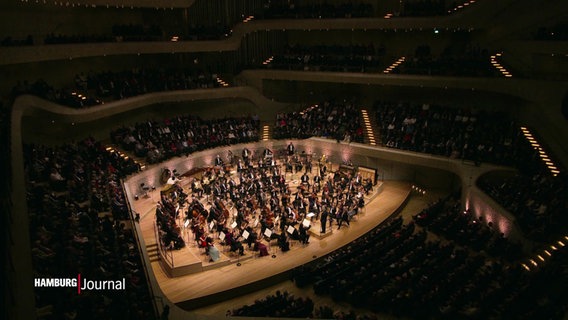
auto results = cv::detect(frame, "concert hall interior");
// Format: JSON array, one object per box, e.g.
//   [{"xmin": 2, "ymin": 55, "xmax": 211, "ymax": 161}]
[{"xmin": 2, "ymin": 0, "xmax": 568, "ymax": 319}]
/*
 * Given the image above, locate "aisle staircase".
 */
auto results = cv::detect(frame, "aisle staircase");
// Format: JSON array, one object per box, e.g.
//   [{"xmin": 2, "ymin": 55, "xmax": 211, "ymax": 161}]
[
  {"xmin": 261, "ymin": 122, "xmax": 272, "ymax": 141},
  {"xmin": 360, "ymin": 109, "xmax": 381, "ymax": 146},
  {"xmin": 104, "ymin": 143, "xmax": 147, "ymax": 170},
  {"xmin": 147, "ymin": 242, "xmax": 160, "ymax": 263}
]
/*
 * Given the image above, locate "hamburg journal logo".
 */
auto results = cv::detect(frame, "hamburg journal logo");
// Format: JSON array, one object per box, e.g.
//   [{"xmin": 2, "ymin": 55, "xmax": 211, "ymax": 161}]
[{"xmin": 34, "ymin": 274, "xmax": 126, "ymax": 294}]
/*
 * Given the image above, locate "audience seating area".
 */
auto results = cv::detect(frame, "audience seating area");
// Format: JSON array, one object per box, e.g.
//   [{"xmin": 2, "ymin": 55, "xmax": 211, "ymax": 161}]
[
  {"xmin": 41, "ymin": 24, "xmax": 232, "ymax": 45},
  {"xmin": 413, "ymin": 196, "xmax": 523, "ymax": 260},
  {"xmin": 396, "ymin": 44, "xmax": 498, "ymax": 77},
  {"xmin": 259, "ymin": 1, "xmax": 374, "ymax": 19},
  {"xmin": 273, "ymin": 100, "xmax": 364, "ymax": 143},
  {"xmin": 375, "ymin": 100, "xmax": 526, "ymax": 165},
  {"xmin": 24, "ymin": 139, "xmax": 153, "ymax": 319},
  {"xmin": 230, "ymin": 290, "xmax": 379, "ymax": 319},
  {"xmin": 292, "ymin": 198, "xmax": 568, "ymax": 319},
  {"xmin": 230, "ymin": 291, "xmax": 314, "ymax": 318},
  {"xmin": 11, "ymin": 67, "xmax": 222, "ymax": 108},
  {"xmin": 262, "ymin": 44, "xmax": 385, "ymax": 73},
  {"xmin": 478, "ymin": 172, "xmax": 568, "ymax": 242},
  {"xmin": 110, "ymin": 115, "xmax": 260, "ymax": 164}
]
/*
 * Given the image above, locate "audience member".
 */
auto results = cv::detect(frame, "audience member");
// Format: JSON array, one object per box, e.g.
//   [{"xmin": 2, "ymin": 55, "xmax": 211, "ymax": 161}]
[
  {"xmin": 25, "ymin": 139, "xmax": 152, "ymax": 319},
  {"xmin": 274, "ymin": 99, "xmax": 364, "ymax": 143}
]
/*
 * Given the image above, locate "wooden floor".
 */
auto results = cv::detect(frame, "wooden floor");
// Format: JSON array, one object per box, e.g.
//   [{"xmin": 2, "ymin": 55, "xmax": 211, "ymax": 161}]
[{"xmin": 130, "ymin": 169, "xmax": 411, "ymax": 309}]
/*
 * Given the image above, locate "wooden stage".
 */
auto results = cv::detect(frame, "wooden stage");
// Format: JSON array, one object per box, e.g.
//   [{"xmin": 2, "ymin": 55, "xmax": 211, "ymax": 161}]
[{"xmin": 131, "ymin": 170, "xmax": 411, "ymax": 310}]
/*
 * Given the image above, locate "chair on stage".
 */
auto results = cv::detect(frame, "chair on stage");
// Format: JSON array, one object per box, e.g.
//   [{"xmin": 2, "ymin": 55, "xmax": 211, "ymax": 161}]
[{"xmin": 140, "ymin": 183, "xmax": 150, "ymax": 198}]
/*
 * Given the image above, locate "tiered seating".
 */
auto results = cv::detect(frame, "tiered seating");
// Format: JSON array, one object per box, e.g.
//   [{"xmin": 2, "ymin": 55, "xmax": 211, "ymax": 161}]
[
  {"xmin": 75, "ymin": 68, "xmax": 221, "ymax": 100},
  {"xmin": 24, "ymin": 139, "xmax": 153, "ymax": 319},
  {"xmin": 263, "ymin": 44, "xmax": 384, "ymax": 73},
  {"xmin": 231, "ymin": 291, "xmax": 380, "ymax": 319},
  {"xmin": 396, "ymin": 44, "xmax": 498, "ymax": 77},
  {"xmin": 230, "ymin": 291, "xmax": 314, "ymax": 318},
  {"xmin": 11, "ymin": 67, "xmax": 223, "ymax": 108},
  {"xmin": 1, "ymin": 35, "xmax": 33, "ymax": 46},
  {"xmin": 273, "ymin": 100, "xmax": 364, "ymax": 143},
  {"xmin": 479, "ymin": 172, "xmax": 568, "ymax": 241},
  {"xmin": 413, "ymin": 195, "xmax": 523, "ymax": 260},
  {"xmin": 294, "ymin": 201, "xmax": 568, "ymax": 318},
  {"xmin": 260, "ymin": 1, "xmax": 374, "ymax": 19},
  {"xmin": 375, "ymin": 100, "xmax": 525, "ymax": 165},
  {"xmin": 35, "ymin": 23, "xmax": 230, "ymax": 45},
  {"xmin": 110, "ymin": 115, "xmax": 260, "ymax": 164},
  {"xmin": 476, "ymin": 127, "xmax": 567, "ymax": 241}
]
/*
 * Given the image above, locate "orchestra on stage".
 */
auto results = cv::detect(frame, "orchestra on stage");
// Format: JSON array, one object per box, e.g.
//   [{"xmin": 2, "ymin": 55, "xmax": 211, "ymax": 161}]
[{"xmin": 153, "ymin": 143, "xmax": 375, "ymax": 263}]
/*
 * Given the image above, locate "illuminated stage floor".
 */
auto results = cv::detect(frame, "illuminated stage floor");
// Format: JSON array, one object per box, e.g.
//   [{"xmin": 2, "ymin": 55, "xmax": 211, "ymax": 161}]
[{"xmin": 131, "ymin": 168, "xmax": 411, "ymax": 309}]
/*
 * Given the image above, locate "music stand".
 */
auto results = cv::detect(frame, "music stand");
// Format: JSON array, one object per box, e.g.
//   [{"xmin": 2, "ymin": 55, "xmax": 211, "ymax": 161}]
[
  {"xmin": 264, "ymin": 229, "xmax": 276, "ymax": 258},
  {"xmin": 239, "ymin": 230, "xmax": 250, "ymax": 267},
  {"xmin": 184, "ymin": 219, "xmax": 191, "ymax": 245},
  {"xmin": 219, "ymin": 232, "xmax": 226, "ymax": 251}
]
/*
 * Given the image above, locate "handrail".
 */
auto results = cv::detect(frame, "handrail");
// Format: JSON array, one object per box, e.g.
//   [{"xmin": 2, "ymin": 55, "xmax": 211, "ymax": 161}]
[
  {"xmin": 122, "ymin": 178, "xmax": 161, "ymax": 319},
  {"xmin": 154, "ymin": 220, "xmax": 175, "ymax": 268}
]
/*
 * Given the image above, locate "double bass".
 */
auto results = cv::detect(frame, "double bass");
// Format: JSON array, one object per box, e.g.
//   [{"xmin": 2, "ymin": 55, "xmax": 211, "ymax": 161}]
[{"xmin": 215, "ymin": 198, "xmax": 230, "ymax": 227}]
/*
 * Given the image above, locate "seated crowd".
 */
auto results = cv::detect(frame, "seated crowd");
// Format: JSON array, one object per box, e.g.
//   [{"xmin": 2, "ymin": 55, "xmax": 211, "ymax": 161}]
[
  {"xmin": 24, "ymin": 139, "xmax": 153, "ymax": 319},
  {"xmin": 478, "ymin": 171, "xmax": 568, "ymax": 242},
  {"xmin": 1, "ymin": 34, "xmax": 33, "ymax": 46},
  {"xmin": 230, "ymin": 290, "xmax": 379, "ymax": 319},
  {"xmin": 273, "ymin": 100, "xmax": 365, "ymax": 143},
  {"xmin": 259, "ymin": 1, "xmax": 374, "ymax": 19},
  {"xmin": 293, "ymin": 206, "xmax": 568, "ymax": 319},
  {"xmin": 262, "ymin": 43, "xmax": 385, "ymax": 73},
  {"xmin": 396, "ymin": 44, "xmax": 498, "ymax": 77},
  {"xmin": 42, "ymin": 24, "xmax": 231, "ymax": 44},
  {"xmin": 375, "ymin": 100, "xmax": 528, "ymax": 165},
  {"xmin": 412, "ymin": 195, "xmax": 522, "ymax": 260},
  {"xmin": 11, "ymin": 79, "xmax": 101, "ymax": 108},
  {"xmin": 230, "ymin": 290, "xmax": 314, "ymax": 318},
  {"xmin": 469, "ymin": 127, "xmax": 567, "ymax": 242},
  {"xmin": 73, "ymin": 68, "xmax": 222, "ymax": 101},
  {"xmin": 110, "ymin": 115, "xmax": 260, "ymax": 164},
  {"xmin": 12, "ymin": 67, "xmax": 222, "ymax": 108}
]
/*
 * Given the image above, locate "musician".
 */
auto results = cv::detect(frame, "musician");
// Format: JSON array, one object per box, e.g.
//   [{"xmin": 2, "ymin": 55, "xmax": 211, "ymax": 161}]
[
  {"xmin": 320, "ymin": 207, "xmax": 329, "ymax": 233},
  {"xmin": 285, "ymin": 157, "xmax": 294, "ymax": 173},
  {"xmin": 192, "ymin": 179, "xmax": 203, "ymax": 198},
  {"xmin": 244, "ymin": 226, "xmax": 258, "ymax": 249},
  {"xmin": 242, "ymin": 147, "xmax": 250, "ymax": 163},
  {"xmin": 364, "ymin": 178, "xmax": 373, "ymax": 194},
  {"xmin": 299, "ymin": 223, "xmax": 310, "ymax": 244},
  {"xmin": 229, "ymin": 229, "xmax": 245, "ymax": 255},
  {"xmin": 287, "ymin": 142, "xmax": 295, "ymax": 155},
  {"xmin": 208, "ymin": 243, "xmax": 220, "ymax": 262},
  {"xmin": 319, "ymin": 164, "xmax": 327, "ymax": 177},
  {"xmin": 227, "ymin": 150, "xmax": 234, "ymax": 165},
  {"xmin": 301, "ymin": 172, "xmax": 310, "ymax": 190},
  {"xmin": 263, "ymin": 147, "xmax": 273, "ymax": 159},
  {"xmin": 305, "ymin": 157, "xmax": 312, "ymax": 173},
  {"xmin": 337, "ymin": 206, "xmax": 350, "ymax": 230},
  {"xmin": 214, "ymin": 154, "xmax": 223, "ymax": 166},
  {"xmin": 237, "ymin": 159, "xmax": 245, "ymax": 172},
  {"xmin": 278, "ymin": 232, "xmax": 290, "ymax": 252}
]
